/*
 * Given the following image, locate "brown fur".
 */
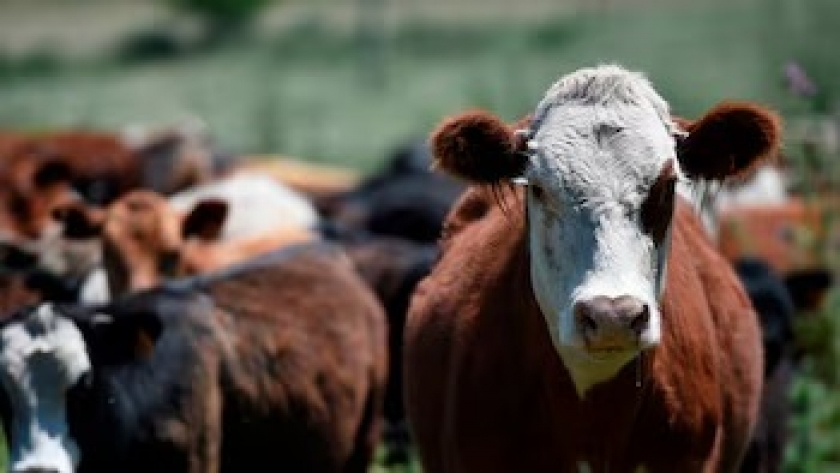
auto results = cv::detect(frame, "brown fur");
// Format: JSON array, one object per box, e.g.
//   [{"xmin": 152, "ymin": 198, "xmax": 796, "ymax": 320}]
[
  {"xmin": 0, "ymin": 156, "xmax": 80, "ymax": 243},
  {"xmin": 717, "ymin": 199, "xmax": 840, "ymax": 276},
  {"xmin": 180, "ymin": 226, "xmax": 318, "ymax": 275},
  {"xmin": 56, "ymin": 189, "xmax": 320, "ymax": 297},
  {"xmin": 404, "ymin": 186, "xmax": 763, "ymax": 472},
  {"xmin": 0, "ymin": 131, "xmax": 144, "ymax": 202},
  {"xmin": 431, "ymin": 111, "xmax": 527, "ymax": 184},
  {"xmin": 29, "ymin": 244, "xmax": 388, "ymax": 473},
  {"xmin": 203, "ymin": 248, "xmax": 388, "ymax": 472},
  {"xmin": 677, "ymin": 102, "xmax": 782, "ymax": 182}
]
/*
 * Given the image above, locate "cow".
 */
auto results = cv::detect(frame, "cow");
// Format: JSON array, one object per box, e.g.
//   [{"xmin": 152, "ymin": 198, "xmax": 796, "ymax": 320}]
[
  {"xmin": 734, "ymin": 258, "xmax": 833, "ymax": 473},
  {"xmin": 0, "ymin": 241, "xmax": 387, "ymax": 473},
  {"xmin": 167, "ymin": 172, "xmax": 320, "ymax": 241},
  {"xmin": 404, "ymin": 65, "xmax": 780, "ymax": 472},
  {"xmin": 0, "ymin": 156, "xmax": 99, "ymax": 283},
  {"xmin": 53, "ymin": 186, "xmax": 319, "ymax": 299},
  {"xmin": 0, "ymin": 127, "xmax": 233, "ymax": 292},
  {"xmin": 717, "ymin": 199, "xmax": 840, "ymax": 277},
  {"xmin": 0, "ymin": 128, "xmax": 222, "ymax": 206}
]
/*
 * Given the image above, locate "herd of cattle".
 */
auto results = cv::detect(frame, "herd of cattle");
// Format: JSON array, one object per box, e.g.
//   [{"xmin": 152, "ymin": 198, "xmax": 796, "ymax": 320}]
[{"xmin": 0, "ymin": 64, "xmax": 835, "ymax": 473}]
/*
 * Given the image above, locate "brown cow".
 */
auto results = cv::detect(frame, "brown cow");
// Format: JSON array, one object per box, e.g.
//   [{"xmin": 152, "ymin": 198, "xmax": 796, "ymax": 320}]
[
  {"xmin": 54, "ymin": 189, "xmax": 319, "ymax": 298},
  {"xmin": 717, "ymin": 198, "xmax": 840, "ymax": 276},
  {"xmin": 405, "ymin": 65, "xmax": 778, "ymax": 472}
]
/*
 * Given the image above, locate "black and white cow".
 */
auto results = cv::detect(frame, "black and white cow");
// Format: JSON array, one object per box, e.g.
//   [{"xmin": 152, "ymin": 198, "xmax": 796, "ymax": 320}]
[{"xmin": 0, "ymin": 242, "xmax": 387, "ymax": 473}]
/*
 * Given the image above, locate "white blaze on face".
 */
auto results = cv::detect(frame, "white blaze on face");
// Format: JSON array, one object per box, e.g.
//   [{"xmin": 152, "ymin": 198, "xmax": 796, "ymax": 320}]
[
  {"xmin": 522, "ymin": 66, "xmax": 679, "ymax": 394},
  {"xmin": 0, "ymin": 304, "xmax": 91, "ymax": 473}
]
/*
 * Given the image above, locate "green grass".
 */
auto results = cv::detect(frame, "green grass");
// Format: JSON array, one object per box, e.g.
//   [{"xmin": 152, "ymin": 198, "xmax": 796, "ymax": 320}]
[{"xmin": 0, "ymin": 1, "xmax": 798, "ymax": 173}]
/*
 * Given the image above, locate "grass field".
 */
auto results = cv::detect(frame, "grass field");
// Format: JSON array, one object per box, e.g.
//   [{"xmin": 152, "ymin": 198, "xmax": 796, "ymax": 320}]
[{"xmin": 0, "ymin": 0, "xmax": 804, "ymax": 173}]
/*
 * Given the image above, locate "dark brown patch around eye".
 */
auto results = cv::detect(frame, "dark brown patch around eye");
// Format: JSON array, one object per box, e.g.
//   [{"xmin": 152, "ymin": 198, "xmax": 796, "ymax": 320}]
[
  {"xmin": 531, "ymin": 185, "xmax": 545, "ymax": 201},
  {"xmin": 641, "ymin": 160, "xmax": 677, "ymax": 244}
]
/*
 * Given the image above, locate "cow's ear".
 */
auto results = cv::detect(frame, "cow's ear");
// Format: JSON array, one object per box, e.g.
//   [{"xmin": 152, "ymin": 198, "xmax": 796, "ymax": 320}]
[
  {"xmin": 33, "ymin": 159, "xmax": 73, "ymax": 189},
  {"xmin": 784, "ymin": 268, "xmax": 834, "ymax": 312},
  {"xmin": 182, "ymin": 198, "xmax": 228, "ymax": 241},
  {"xmin": 52, "ymin": 203, "xmax": 105, "ymax": 240},
  {"xmin": 431, "ymin": 110, "xmax": 528, "ymax": 184},
  {"xmin": 677, "ymin": 102, "xmax": 781, "ymax": 182}
]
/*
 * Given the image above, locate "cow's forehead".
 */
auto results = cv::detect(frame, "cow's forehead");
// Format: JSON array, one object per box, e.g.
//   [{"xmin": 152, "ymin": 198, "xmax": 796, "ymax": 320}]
[
  {"xmin": 524, "ymin": 65, "xmax": 679, "ymax": 189},
  {"xmin": 529, "ymin": 105, "xmax": 676, "ymax": 199}
]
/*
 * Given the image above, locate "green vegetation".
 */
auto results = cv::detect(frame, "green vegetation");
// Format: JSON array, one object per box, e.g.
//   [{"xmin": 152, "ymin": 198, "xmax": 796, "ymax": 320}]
[{"xmin": 0, "ymin": 1, "xmax": 812, "ymax": 172}]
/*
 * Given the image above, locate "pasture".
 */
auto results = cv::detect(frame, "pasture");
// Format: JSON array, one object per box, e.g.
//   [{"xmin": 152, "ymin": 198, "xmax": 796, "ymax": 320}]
[{"xmin": 0, "ymin": 0, "xmax": 838, "ymax": 471}]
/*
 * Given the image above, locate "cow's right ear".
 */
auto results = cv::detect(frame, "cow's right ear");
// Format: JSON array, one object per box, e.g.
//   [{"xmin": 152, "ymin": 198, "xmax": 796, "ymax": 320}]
[
  {"xmin": 431, "ymin": 110, "xmax": 528, "ymax": 184},
  {"xmin": 52, "ymin": 203, "xmax": 105, "ymax": 240},
  {"xmin": 182, "ymin": 198, "xmax": 228, "ymax": 241}
]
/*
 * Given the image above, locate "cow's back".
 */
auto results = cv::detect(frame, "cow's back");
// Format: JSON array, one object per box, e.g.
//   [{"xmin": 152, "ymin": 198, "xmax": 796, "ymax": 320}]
[
  {"xmin": 404, "ymin": 186, "xmax": 762, "ymax": 472},
  {"xmin": 206, "ymin": 246, "xmax": 388, "ymax": 472}
]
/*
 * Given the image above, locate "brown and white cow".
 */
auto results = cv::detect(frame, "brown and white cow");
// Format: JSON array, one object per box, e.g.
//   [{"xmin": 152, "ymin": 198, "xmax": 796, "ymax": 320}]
[
  {"xmin": 404, "ymin": 65, "xmax": 779, "ymax": 472},
  {"xmin": 54, "ymin": 189, "xmax": 319, "ymax": 298}
]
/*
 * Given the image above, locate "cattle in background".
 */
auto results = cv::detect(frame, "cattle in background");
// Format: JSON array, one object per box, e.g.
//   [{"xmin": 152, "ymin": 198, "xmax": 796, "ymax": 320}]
[
  {"xmin": 0, "ymin": 126, "xmax": 226, "ymax": 205},
  {"xmin": 317, "ymin": 139, "xmax": 465, "ymax": 244},
  {"xmin": 310, "ymin": 140, "xmax": 461, "ymax": 463},
  {"xmin": 231, "ymin": 157, "xmax": 361, "ymax": 202},
  {"xmin": 0, "ymin": 241, "xmax": 387, "ymax": 473},
  {"xmin": 0, "ymin": 156, "xmax": 100, "ymax": 283},
  {"xmin": 717, "ymin": 199, "xmax": 840, "ymax": 279},
  {"xmin": 54, "ymin": 184, "xmax": 319, "ymax": 298},
  {"xmin": 168, "ymin": 172, "xmax": 319, "ymax": 241},
  {"xmin": 0, "ymin": 126, "xmax": 233, "ymax": 292},
  {"xmin": 121, "ymin": 119, "xmax": 240, "ymax": 196},
  {"xmin": 331, "ymin": 235, "xmax": 437, "ymax": 464},
  {"xmin": 405, "ymin": 65, "xmax": 779, "ymax": 471},
  {"xmin": 734, "ymin": 258, "xmax": 833, "ymax": 473}
]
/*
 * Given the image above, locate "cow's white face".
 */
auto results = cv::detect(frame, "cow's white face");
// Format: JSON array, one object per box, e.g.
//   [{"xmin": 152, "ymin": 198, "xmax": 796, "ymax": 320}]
[
  {"xmin": 0, "ymin": 304, "xmax": 90, "ymax": 473},
  {"xmin": 520, "ymin": 68, "xmax": 680, "ymax": 394}
]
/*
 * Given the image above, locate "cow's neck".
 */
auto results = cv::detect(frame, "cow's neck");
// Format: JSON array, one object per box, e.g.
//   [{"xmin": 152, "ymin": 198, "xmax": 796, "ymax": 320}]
[{"xmin": 509, "ymin": 247, "xmax": 655, "ymax": 467}]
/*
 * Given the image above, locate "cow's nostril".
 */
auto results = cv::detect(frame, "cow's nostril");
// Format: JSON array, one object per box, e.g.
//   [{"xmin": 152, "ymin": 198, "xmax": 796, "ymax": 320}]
[
  {"xmin": 581, "ymin": 314, "xmax": 598, "ymax": 332},
  {"xmin": 629, "ymin": 305, "xmax": 650, "ymax": 335}
]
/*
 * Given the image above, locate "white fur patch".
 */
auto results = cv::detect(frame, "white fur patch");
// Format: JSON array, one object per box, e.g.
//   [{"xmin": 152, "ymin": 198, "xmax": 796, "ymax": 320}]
[
  {"xmin": 522, "ymin": 65, "xmax": 677, "ymax": 395},
  {"xmin": 169, "ymin": 172, "xmax": 319, "ymax": 240},
  {"xmin": 0, "ymin": 304, "xmax": 90, "ymax": 473}
]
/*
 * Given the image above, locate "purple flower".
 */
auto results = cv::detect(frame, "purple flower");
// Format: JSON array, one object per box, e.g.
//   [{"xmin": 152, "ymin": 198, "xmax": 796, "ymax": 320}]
[{"xmin": 784, "ymin": 61, "xmax": 818, "ymax": 98}]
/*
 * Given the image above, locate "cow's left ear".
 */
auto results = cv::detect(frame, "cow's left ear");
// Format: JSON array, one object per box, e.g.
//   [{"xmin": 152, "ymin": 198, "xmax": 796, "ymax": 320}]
[
  {"xmin": 677, "ymin": 102, "xmax": 781, "ymax": 181},
  {"xmin": 431, "ymin": 110, "xmax": 528, "ymax": 184},
  {"xmin": 182, "ymin": 198, "xmax": 228, "ymax": 241}
]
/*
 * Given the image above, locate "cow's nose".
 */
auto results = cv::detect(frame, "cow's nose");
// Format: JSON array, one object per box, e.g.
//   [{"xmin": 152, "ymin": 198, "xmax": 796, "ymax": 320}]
[
  {"xmin": 15, "ymin": 468, "xmax": 61, "ymax": 473},
  {"xmin": 574, "ymin": 295, "xmax": 649, "ymax": 347}
]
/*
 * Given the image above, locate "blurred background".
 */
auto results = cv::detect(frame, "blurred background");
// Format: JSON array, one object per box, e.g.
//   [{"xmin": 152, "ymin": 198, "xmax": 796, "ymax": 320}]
[{"xmin": 0, "ymin": 0, "xmax": 837, "ymax": 471}]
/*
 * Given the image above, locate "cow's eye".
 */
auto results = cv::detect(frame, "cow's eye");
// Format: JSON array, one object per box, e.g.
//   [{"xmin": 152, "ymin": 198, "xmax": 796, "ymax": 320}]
[{"xmin": 531, "ymin": 185, "xmax": 545, "ymax": 201}]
